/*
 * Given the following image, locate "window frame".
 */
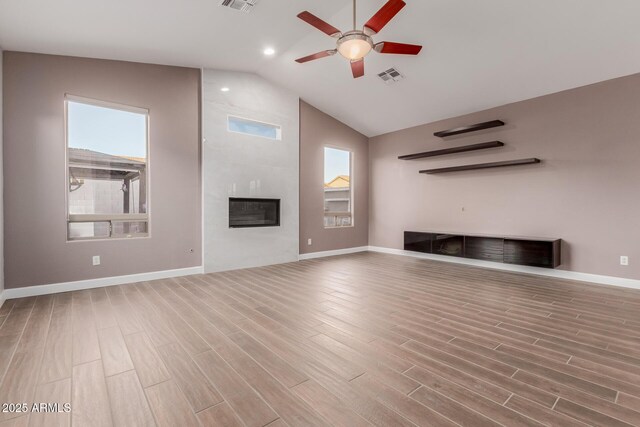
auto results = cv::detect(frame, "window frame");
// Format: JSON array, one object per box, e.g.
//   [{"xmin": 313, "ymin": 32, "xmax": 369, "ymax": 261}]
[
  {"xmin": 323, "ymin": 145, "xmax": 354, "ymax": 229},
  {"xmin": 227, "ymin": 114, "xmax": 282, "ymax": 141},
  {"xmin": 64, "ymin": 94, "xmax": 151, "ymax": 242}
]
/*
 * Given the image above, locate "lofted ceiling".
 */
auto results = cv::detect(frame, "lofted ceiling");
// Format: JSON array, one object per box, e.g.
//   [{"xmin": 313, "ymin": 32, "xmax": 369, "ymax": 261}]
[{"xmin": 2, "ymin": 1, "xmax": 640, "ymax": 136}]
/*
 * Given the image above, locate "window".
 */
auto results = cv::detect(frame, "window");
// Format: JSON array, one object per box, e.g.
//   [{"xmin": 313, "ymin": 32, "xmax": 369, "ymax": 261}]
[
  {"xmin": 66, "ymin": 96, "xmax": 149, "ymax": 240},
  {"xmin": 324, "ymin": 147, "xmax": 352, "ymax": 228},
  {"xmin": 228, "ymin": 115, "xmax": 282, "ymax": 140}
]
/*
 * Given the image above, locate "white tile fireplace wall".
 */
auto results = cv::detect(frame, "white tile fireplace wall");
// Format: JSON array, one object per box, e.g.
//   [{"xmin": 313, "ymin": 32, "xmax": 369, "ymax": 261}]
[{"xmin": 202, "ymin": 69, "xmax": 300, "ymax": 272}]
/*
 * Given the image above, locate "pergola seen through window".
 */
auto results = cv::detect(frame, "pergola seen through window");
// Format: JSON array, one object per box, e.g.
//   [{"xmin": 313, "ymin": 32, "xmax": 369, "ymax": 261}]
[{"xmin": 66, "ymin": 96, "xmax": 149, "ymax": 240}]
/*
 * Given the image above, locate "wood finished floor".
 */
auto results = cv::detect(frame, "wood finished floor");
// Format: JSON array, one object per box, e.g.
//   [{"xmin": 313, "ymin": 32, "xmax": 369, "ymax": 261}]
[{"xmin": 1, "ymin": 252, "xmax": 640, "ymax": 426}]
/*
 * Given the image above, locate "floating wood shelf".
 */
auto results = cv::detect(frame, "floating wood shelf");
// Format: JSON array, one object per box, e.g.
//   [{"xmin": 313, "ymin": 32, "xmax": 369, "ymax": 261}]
[
  {"xmin": 434, "ymin": 120, "xmax": 505, "ymax": 138},
  {"xmin": 420, "ymin": 158, "xmax": 540, "ymax": 174},
  {"xmin": 398, "ymin": 141, "xmax": 504, "ymax": 160}
]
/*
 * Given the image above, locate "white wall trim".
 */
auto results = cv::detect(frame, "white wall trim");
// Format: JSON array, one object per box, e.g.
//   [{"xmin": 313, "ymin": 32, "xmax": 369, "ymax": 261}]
[
  {"xmin": 299, "ymin": 246, "xmax": 369, "ymax": 260},
  {"xmin": 3, "ymin": 244, "xmax": 638, "ymax": 303},
  {"xmin": 200, "ymin": 68, "xmax": 206, "ymax": 270},
  {"xmin": 2, "ymin": 266, "xmax": 204, "ymax": 300},
  {"xmin": 368, "ymin": 246, "xmax": 640, "ymax": 290}
]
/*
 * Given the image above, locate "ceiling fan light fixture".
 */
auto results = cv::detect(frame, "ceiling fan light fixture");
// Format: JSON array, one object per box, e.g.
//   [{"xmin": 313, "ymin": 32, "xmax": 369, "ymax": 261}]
[
  {"xmin": 295, "ymin": 0, "xmax": 421, "ymax": 78},
  {"xmin": 337, "ymin": 32, "xmax": 373, "ymax": 61}
]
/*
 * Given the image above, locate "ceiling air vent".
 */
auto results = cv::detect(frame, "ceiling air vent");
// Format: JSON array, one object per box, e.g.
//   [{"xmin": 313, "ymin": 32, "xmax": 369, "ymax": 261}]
[
  {"xmin": 377, "ymin": 67, "xmax": 405, "ymax": 85},
  {"xmin": 219, "ymin": 0, "xmax": 259, "ymax": 13}
]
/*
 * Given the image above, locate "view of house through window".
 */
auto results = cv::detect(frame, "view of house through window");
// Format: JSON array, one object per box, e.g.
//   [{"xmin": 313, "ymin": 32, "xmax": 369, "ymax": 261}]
[
  {"xmin": 66, "ymin": 97, "xmax": 149, "ymax": 240},
  {"xmin": 324, "ymin": 147, "xmax": 352, "ymax": 228}
]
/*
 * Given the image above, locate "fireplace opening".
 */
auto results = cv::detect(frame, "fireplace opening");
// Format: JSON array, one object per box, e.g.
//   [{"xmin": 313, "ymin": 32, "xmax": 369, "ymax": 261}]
[{"xmin": 229, "ymin": 198, "xmax": 280, "ymax": 228}]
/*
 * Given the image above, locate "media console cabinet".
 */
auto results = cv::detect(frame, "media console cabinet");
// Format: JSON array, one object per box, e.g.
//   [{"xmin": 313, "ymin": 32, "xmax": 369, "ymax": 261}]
[{"xmin": 404, "ymin": 231, "xmax": 561, "ymax": 268}]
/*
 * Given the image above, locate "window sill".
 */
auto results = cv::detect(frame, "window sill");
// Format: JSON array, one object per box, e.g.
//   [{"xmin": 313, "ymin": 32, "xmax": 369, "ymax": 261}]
[
  {"xmin": 68, "ymin": 214, "xmax": 149, "ymax": 222},
  {"xmin": 67, "ymin": 234, "xmax": 150, "ymax": 243}
]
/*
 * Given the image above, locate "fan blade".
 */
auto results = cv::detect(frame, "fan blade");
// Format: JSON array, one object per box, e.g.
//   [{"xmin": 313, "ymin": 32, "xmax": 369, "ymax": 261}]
[
  {"xmin": 374, "ymin": 41, "xmax": 422, "ymax": 55},
  {"xmin": 297, "ymin": 11, "xmax": 342, "ymax": 38},
  {"xmin": 364, "ymin": 0, "xmax": 406, "ymax": 35},
  {"xmin": 295, "ymin": 50, "xmax": 337, "ymax": 63},
  {"xmin": 351, "ymin": 59, "xmax": 365, "ymax": 78}
]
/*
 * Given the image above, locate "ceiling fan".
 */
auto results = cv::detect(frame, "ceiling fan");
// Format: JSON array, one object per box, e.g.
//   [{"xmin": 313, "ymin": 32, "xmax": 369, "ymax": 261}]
[{"xmin": 295, "ymin": 0, "xmax": 422, "ymax": 78}]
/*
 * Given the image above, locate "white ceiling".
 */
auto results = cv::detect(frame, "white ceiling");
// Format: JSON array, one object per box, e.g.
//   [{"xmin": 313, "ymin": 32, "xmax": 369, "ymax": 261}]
[{"xmin": 2, "ymin": 0, "xmax": 640, "ymax": 136}]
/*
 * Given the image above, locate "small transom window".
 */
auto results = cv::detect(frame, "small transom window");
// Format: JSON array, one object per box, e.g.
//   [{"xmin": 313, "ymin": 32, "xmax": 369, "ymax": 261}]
[{"xmin": 228, "ymin": 115, "xmax": 282, "ymax": 140}]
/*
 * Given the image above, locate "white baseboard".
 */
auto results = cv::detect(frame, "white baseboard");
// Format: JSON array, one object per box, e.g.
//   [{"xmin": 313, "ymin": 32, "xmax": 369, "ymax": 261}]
[
  {"xmin": 2, "ymin": 266, "xmax": 205, "ymax": 300},
  {"xmin": 368, "ymin": 246, "xmax": 640, "ymax": 290},
  {"xmin": 299, "ymin": 246, "xmax": 369, "ymax": 260},
  {"xmin": 4, "ymin": 245, "xmax": 639, "ymax": 302}
]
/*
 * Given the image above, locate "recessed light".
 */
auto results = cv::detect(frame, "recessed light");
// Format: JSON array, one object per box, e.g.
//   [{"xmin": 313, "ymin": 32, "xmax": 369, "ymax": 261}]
[
  {"xmin": 263, "ymin": 47, "xmax": 276, "ymax": 56},
  {"xmin": 221, "ymin": 87, "xmax": 230, "ymax": 92}
]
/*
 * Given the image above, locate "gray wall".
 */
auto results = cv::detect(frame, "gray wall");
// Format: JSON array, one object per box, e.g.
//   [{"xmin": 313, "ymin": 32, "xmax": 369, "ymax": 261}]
[
  {"xmin": 300, "ymin": 101, "xmax": 369, "ymax": 254},
  {"xmin": 369, "ymin": 73, "xmax": 640, "ymax": 280},
  {"xmin": 202, "ymin": 70, "xmax": 299, "ymax": 272},
  {"xmin": 0, "ymin": 48, "xmax": 3, "ymax": 295},
  {"xmin": 3, "ymin": 52, "xmax": 202, "ymax": 289}
]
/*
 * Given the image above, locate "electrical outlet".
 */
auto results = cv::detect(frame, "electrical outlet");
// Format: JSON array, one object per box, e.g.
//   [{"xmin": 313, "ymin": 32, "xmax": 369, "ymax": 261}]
[
  {"xmin": 92, "ymin": 256, "xmax": 101, "ymax": 266},
  {"xmin": 308, "ymin": 238, "xmax": 312, "ymax": 246},
  {"xmin": 620, "ymin": 256, "xmax": 629, "ymax": 266}
]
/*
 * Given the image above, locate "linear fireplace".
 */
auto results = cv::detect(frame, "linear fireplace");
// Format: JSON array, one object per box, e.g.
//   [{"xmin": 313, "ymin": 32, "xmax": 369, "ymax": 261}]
[{"xmin": 229, "ymin": 197, "xmax": 280, "ymax": 228}]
